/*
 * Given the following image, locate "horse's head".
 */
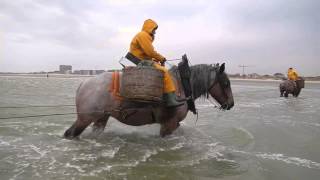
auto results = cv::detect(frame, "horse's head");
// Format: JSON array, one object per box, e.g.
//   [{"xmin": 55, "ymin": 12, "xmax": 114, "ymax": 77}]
[
  {"xmin": 208, "ymin": 63, "xmax": 234, "ymax": 110},
  {"xmin": 187, "ymin": 62, "xmax": 235, "ymax": 110}
]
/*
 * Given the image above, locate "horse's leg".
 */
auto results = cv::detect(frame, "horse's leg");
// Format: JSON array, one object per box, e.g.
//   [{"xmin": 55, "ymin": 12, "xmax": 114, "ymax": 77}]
[
  {"xmin": 294, "ymin": 88, "xmax": 301, "ymax": 97},
  {"xmin": 279, "ymin": 86, "xmax": 283, "ymax": 97},
  {"xmin": 160, "ymin": 119, "xmax": 180, "ymax": 137},
  {"xmin": 92, "ymin": 114, "xmax": 110, "ymax": 135},
  {"xmin": 64, "ymin": 114, "xmax": 93, "ymax": 139}
]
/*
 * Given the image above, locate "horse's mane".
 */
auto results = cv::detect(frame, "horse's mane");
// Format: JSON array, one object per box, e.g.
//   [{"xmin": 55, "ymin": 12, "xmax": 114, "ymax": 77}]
[{"xmin": 170, "ymin": 64, "xmax": 220, "ymax": 99}]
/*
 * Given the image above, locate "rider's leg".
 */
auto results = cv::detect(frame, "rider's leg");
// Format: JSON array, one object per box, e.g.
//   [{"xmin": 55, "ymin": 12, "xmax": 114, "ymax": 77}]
[
  {"xmin": 153, "ymin": 63, "xmax": 175, "ymax": 92},
  {"xmin": 153, "ymin": 63, "xmax": 184, "ymax": 107}
]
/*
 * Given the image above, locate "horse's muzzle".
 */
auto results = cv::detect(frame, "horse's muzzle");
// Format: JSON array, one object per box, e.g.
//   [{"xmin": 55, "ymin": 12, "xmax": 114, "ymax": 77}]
[{"xmin": 221, "ymin": 102, "xmax": 234, "ymax": 110}]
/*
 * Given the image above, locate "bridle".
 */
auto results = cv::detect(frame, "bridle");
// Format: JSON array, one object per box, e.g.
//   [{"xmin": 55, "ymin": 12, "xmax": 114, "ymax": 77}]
[{"xmin": 206, "ymin": 69, "xmax": 230, "ymax": 110}]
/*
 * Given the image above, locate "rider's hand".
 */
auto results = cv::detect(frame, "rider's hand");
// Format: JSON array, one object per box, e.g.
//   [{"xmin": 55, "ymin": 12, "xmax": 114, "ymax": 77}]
[{"xmin": 161, "ymin": 58, "xmax": 166, "ymax": 66}]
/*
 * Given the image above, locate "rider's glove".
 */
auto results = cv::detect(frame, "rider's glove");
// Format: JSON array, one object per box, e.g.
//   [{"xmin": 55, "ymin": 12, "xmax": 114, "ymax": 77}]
[{"xmin": 161, "ymin": 58, "xmax": 166, "ymax": 66}]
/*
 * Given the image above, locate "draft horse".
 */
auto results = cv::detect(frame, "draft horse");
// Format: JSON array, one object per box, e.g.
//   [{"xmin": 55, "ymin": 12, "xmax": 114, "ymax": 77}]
[
  {"xmin": 279, "ymin": 79, "xmax": 304, "ymax": 97},
  {"xmin": 64, "ymin": 63, "xmax": 234, "ymax": 138}
]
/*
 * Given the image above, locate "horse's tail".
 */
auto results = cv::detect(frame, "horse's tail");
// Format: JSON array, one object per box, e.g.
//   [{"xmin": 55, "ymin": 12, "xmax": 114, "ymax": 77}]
[
  {"xmin": 75, "ymin": 81, "xmax": 84, "ymax": 107},
  {"xmin": 279, "ymin": 82, "xmax": 285, "ymax": 91},
  {"xmin": 76, "ymin": 81, "xmax": 83, "ymax": 95}
]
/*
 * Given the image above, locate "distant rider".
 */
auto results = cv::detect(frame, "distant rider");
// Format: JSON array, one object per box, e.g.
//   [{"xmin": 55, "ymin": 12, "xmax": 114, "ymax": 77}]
[
  {"xmin": 125, "ymin": 19, "xmax": 184, "ymax": 107},
  {"xmin": 287, "ymin": 67, "xmax": 299, "ymax": 88},
  {"xmin": 287, "ymin": 67, "xmax": 299, "ymax": 81}
]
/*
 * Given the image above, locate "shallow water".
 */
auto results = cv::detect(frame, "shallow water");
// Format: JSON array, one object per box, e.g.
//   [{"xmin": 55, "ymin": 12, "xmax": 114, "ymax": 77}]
[{"xmin": 0, "ymin": 76, "xmax": 320, "ymax": 180}]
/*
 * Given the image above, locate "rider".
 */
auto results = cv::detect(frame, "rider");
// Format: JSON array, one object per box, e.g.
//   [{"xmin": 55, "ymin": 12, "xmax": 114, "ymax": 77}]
[
  {"xmin": 287, "ymin": 67, "xmax": 299, "ymax": 88},
  {"xmin": 125, "ymin": 19, "xmax": 184, "ymax": 107},
  {"xmin": 287, "ymin": 67, "xmax": 299, "ymax": 81}
]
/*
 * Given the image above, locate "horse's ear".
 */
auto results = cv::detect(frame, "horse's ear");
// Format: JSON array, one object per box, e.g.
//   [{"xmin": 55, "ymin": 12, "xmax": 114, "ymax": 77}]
[{"xmin": 219, "ymin": 63, "xmax": 225, "ymax": 74}]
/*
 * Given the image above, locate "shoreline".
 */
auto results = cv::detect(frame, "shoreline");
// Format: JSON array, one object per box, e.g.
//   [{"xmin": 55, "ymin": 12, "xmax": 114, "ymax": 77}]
[
  {"xmin": 1, "ymin": 74, "xmax": 320, "ymax": 83},
  {"xmin": 0, "ymin": 73, "xmax": 95, "ymax": 78},
  {"xmin": 230, "ymin": 78, "xmax": 320, "ymax": 83}
]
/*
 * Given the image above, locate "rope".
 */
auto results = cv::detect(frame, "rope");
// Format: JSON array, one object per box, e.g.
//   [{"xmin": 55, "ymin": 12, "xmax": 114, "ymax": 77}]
[
  {"xmin": 164, "ymin": 58, "xmax": 183, "ymax": 67},
  {"xmin": 0, "ymin": 113, "xmax": 77, "ymax": 119},
  {"xmin": 0, "ymin": 105, "xmax": 76, "ymax": 109},
  {"xmin": 166, "ymin": 58, "xmax": 182, "ymax": 61},
  {"xmin": 206, "ymin": 98, "xmax": 220, "ymax": 109},
  {"xmin": 165, "ymin": 61, "xmax": 175, "ymax": 67},
  {"xmin": 0, "ymin": 111, "xmax": 107, "ymax": 120}
]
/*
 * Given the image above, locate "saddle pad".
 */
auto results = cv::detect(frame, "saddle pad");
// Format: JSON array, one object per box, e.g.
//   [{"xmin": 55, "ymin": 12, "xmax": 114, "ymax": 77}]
[{"xmin": 109, "ymin": 71, "xmax": 122, "ymax": 99}]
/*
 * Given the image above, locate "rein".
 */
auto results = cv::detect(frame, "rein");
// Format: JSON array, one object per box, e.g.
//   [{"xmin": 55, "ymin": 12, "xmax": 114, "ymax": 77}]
[{"xmin": 205, "ymin": 67, "xmax": 228, "ymax": 111}]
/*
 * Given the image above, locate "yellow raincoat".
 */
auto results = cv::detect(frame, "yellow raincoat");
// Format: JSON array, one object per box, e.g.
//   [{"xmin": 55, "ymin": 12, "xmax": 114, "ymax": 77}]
[
  {"xmin": 129, "ymin": 19, "xmax": 175, "ymax": 93},
  {"xmin": 287, "ymin": 68, "xmax": 299, "ymax": 81}
]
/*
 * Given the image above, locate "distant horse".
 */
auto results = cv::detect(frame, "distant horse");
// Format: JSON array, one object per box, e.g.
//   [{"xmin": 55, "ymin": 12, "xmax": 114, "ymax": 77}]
[
  {"xmin": 279, "ymin": 80, "xmax": 302, "ymax": 97},
  {"xmin": 64, "ymin": 63, "xmax": 234, "ymax": 138}
]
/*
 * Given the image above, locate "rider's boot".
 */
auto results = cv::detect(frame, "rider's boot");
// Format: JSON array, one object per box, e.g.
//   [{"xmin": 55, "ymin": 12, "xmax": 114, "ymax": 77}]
[{"xmin": 163, "ymin": 92, "xmax": 185, "ymax": 108}]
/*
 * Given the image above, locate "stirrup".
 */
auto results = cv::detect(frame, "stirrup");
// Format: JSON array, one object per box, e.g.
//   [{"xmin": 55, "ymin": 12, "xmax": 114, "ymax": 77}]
[{"xmin": 176, "ymin": 96, "xmax": 192, "ymax": 102}]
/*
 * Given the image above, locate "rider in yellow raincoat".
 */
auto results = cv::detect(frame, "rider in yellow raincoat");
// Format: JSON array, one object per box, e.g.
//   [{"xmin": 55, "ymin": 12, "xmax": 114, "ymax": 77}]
[
  {"xmin": 287, "ymin": 67, "xmax": 299, "ymax": 81},
  {"xmin": 125, "ymin": 19, "xmax": 183, "ymax": 107}
]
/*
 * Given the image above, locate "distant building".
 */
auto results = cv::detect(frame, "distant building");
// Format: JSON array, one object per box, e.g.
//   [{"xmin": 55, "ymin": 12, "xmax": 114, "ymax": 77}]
[
  {"xmin": 248, "ymin": 73, "xmax": 260, "ymax": 79},
  {"xmin": 59, "ymin": 65, "xmax": 72, "ymax": 74},
  {"xmin": 79, "ymin": 70, "xmax": 92, "ymax": 75},
  {"xmin": 273, "ymin": 73, "xmax": 286, "ymax": 79},
  {"xmin": 73, "ymin": 69, "xmax": 105, "ymax": 75},
  {"xmin": 228, "ymin": 73, "xmax": 241, "ymax": 78},
  {"xmin": 95, "ymin": 70, "xmax": 105, "ymax": 74},
  {"xmin": 49, "ymin": 71, "xmax": 61, "ymax": 74},
  {"xmin": 262, "ymin": 74, "xmax": 273, "ymax": 79},
  {"xmin": 73, "ymin": 70, "xmax": 81, "ymax": 75}
]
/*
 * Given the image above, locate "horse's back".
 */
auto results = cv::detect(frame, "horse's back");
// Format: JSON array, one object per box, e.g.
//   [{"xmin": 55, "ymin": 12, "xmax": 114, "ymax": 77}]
[
  {"xmin": 76, "ymin": 72, "xmax": 114, "ymax": 111},
  {"xmin": 280, "ymin": 80, "xmax": 295, "ymax": 92}
]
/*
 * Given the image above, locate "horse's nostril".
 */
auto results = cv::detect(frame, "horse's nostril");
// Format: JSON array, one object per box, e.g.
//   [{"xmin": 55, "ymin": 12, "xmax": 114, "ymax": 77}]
[
  {"xmin": 230, "ymin": 103, "xmax": 234, "ymax": 108},
  {"xmin": 227, "ymin": 103, "xmax": 234, "ymax": 110},
  {"xmin": 221, "ymin": 104, "xmax": 228, "ymax": 110}
]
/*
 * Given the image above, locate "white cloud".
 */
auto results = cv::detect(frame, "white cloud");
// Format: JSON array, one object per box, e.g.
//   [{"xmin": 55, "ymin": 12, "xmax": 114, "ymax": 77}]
[{"xmin": 0, "ymin": 0, "xmax": 319, "ymax": 75}]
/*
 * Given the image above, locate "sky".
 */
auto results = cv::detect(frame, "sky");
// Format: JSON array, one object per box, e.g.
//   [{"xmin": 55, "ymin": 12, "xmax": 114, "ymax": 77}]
[{"xmin": 0, "ymin": 0, "xmax": 319, "ymax": 76}]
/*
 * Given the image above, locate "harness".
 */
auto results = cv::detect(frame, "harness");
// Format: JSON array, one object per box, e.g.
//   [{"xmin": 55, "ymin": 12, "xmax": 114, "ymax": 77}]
[
  {"xmin": 178, "ymin": 54, "xmax": 197, "ymax": 114},
  {"xmin": 115, "ymin": 54, "xmax": 198, "ymax": 122},
  {"xmin": 125, "ymin": 52, "xmax": 142, "ymax": 65}
]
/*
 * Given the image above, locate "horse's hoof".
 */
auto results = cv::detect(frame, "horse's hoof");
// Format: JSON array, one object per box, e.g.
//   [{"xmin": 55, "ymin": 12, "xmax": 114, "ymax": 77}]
[
  {"xmin": 63, "ymin": 135, "xmax": 74, "ymax": 140},
  {"xmin": 63, "ymin": 130, "xmax": 79, "ymax": 140}
]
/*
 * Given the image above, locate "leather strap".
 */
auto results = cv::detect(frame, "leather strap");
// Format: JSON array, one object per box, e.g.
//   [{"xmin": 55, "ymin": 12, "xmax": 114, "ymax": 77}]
[{"xmin": 125, "ymin": 52, "xmax": 141, "ymax": 65}]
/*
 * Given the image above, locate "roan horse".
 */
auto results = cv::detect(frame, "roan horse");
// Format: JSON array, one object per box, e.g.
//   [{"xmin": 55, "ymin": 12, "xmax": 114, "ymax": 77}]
[
  {"xmin": 279, "ymin": 79, "xmax": 303, "ymax": 97},
  {"xmin": 64, "ymin": 63, "xmax": 234, "ymax": 138}
]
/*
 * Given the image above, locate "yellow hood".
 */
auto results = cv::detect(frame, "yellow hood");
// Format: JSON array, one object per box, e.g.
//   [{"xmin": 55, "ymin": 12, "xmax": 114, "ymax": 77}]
[{"xmin": 142, "ymin": 19, "xmax": 158, "ymax": 34}]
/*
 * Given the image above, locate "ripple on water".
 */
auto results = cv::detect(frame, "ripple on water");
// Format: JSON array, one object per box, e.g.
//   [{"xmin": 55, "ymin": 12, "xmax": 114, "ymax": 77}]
[
  {"xmin": 257, "ymin": 153, "xmax": 320, "ymax": 169},
  {"xmin": 233, "ymin": 149, "xmax": 320, "ymax": 170}
]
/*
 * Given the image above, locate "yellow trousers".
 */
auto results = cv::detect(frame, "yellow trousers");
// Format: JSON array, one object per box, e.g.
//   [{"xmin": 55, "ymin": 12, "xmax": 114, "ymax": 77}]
[{"xmin": 153, "ymin": 63, "xmax": 176, "ymax": 93}]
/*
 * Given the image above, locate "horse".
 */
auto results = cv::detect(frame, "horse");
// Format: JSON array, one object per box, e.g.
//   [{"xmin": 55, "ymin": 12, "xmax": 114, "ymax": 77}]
[
  {"xmin": 63, "ymin": 63, "xmax": 234, "ymax": 139},
  {"xmin": 279, "ymin": 80, "xmax": 302, "ymax": 97}
]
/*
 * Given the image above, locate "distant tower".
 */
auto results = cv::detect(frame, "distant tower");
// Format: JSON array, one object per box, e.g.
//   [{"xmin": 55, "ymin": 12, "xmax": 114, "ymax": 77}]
[{"xmin": 239, "ymin": 65, "xmax": 250, "ymax": 76}]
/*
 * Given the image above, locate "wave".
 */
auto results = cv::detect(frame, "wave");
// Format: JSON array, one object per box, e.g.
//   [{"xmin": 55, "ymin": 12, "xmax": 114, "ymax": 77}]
[
  {"xmin": 256, "ymin": 153, "xmax": 320, "ymax": 169},
  {"xmin": 100, "ymin": 146, "xmax": 121, "ymax": 158},
  {"xmin": 233, "ymin": 150, "xmax": 320, "ymax": 169},
  {"xmin": 0, "ymin": 139, "xmax": 10, "ymax": 146},
  {"xmin": 65, "ymin": 162, "xmax": 86, "ymax": 173}
]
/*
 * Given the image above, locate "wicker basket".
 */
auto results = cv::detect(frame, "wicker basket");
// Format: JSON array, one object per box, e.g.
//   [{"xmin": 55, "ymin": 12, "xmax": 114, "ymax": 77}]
[
  {"xmin": 296, "ymin": 79, "xmax": 305, "ymax": 88},
  {"xmin": 120, "ymin": 66, "xmax": 164, "ymax": 102}
]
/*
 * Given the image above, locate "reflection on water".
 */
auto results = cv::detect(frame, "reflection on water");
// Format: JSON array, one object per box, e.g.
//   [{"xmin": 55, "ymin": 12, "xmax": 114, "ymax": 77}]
[{"xmin": 1, "ymin": 77, "xmax": 320, "ymax": 180}]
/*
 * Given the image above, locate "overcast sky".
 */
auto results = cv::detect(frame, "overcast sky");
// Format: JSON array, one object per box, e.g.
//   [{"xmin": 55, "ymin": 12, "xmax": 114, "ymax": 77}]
[{"xmin": 0, "ymin": 0, "xmax": 319, "ymax": 75}]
